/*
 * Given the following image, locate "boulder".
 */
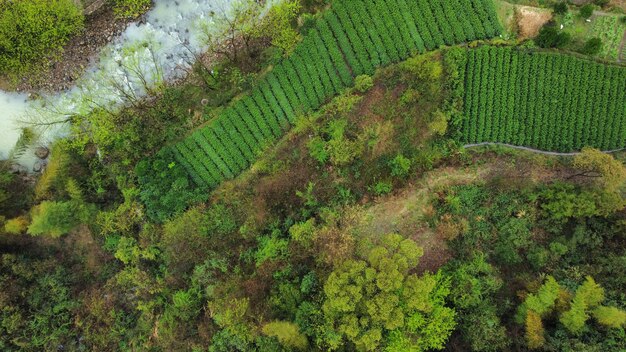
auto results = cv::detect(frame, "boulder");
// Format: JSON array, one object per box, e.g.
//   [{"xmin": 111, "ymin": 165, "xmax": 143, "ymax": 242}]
[
  {"xmin": 10, "ymin": 164, "xmax": 28, "ymax": 174},
  {"xmin": 35, "ymin": 147, "xmax": 50, "ymax": 159},
  {"xmin": 81, "ymin": 0, "xmax": 107, "ymax": 15},
  {"xmin": 32, "ymin": 160, "xmax": 45, "ymax": 173}
]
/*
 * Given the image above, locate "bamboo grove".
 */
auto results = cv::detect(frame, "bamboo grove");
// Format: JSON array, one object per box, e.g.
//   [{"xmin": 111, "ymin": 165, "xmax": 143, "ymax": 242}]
[
  {"xmin": 162, "ymin": 0, "xmax": 502, "ymax": 188},
  {"xmin": 460, "ymin": 46, "xmax": 626, "ymax": 152}
]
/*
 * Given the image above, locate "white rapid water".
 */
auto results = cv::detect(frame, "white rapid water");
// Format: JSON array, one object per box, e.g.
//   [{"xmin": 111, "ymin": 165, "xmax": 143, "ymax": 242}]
[
  {"xmin": 0, "ymin": 92, "xmax": 29, "ymax": 160},
  {"xmin": 0, "ymin": 0, "xmax": 276, "ymax": 170}
]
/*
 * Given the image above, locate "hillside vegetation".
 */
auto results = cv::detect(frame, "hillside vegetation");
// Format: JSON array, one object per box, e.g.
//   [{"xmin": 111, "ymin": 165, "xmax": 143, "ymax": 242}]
[
  {"xmin": 2, "ymin": 0, "xmax": 626, "ymax": 351},
  {"xmin": 145, "ymin": 0, "xmax": 502, "ymax": 193}
]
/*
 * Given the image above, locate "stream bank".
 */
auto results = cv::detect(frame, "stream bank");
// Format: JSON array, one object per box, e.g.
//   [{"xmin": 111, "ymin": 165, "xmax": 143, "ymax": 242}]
[{"xmin": 0, "ymin": 0, "xmax": 278, "ymax": 170}]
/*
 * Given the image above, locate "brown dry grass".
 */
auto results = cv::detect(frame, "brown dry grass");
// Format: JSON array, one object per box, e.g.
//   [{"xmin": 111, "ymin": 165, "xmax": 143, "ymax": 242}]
[
  {"xmin": 517, "ymin": 6, "xmax": 553, "ymax": 39},
  {"xmin": 353, "ymin": 166, "xmax": 487, "ymax": 272},
  {"xmin": 611, "ymin": 0, "xmax": 626, "ymax": 11}
]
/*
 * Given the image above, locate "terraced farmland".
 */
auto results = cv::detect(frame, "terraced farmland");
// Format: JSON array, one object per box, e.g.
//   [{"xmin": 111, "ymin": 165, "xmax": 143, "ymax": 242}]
[
  {"xmin": 460, "ymin": 46, "xmax": 626, "ymax": 152},
  {"xmin": 166, "ymin": 0, "xmax": 502, "ymax": 187}
]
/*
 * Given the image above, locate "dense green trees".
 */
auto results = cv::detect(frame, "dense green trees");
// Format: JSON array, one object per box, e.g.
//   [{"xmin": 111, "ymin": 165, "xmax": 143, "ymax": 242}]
[
  {"xmin": 0, "ymin": 253, "xmax": 79, "ymax": 350},
  {"xmin": 0, "ymin": 0, "xmax": 83, "ymax": 76},
  {"xmin": 135, "ymin": 148, "xmax": 209, "ymax": 222},
  {"xmin": 535, "ymin": 24, "xmax": 572, "ymax": 48},
  {"xmin": 322, "ymin": 233, "xmax": 456, "ymax": 351},
  {"xmin": 432, "ymin": 175, "xmax": 626, "ymax": 351},
  {"xmin": 517, "ymin": 276, "xmax": 626, "ymax": 349}
]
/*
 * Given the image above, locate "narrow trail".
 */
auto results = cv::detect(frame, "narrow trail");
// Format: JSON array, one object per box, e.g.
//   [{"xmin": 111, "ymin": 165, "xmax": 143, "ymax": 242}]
[
  {"xmin": 463, "ymin": 142, "xmax": 626, "ymax": 156},
  {"xmin": 618, "ymin": 29, "xmax": 626, "ymax": 63}
]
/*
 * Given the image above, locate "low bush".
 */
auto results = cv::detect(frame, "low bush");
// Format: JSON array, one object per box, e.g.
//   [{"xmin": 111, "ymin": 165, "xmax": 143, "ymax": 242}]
[
  {"xmin": 0, "ymin": 0, "xmax": 84, "ymax": 76},
  {"xmin": 135, "ymin": 148, "xmax": 209, "ymax": 222},
  {"xmin": 581, "ymin": 37, "xmax": 603, "ymax": 55},
  {"xmin": 553, "ymin": 2, "xmax": 568, "ymax": 15},
  {"xmin": 354, "ymin": 74, "xmax": 374, "ymax": 92},
  {"xmin": 535, "ymin": 24, "xmax": 571, "ymax": 48},
  {"xmin": 109, "ymin": 0, "xmax": 151, "ymax": 18},
  {"xmin": 579, "ymin": 4, "xmax": 594, "ymax": 19}
]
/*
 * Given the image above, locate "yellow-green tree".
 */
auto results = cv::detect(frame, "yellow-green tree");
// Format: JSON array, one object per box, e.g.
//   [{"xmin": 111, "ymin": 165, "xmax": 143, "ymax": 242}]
[
  {"xmin": 252, "ymin": 0, "xmax": 301, "ymax": 54},
  {"xmin": 322, "ymin": 233, "xmax": 456, "ymax": 351},
  {"xmin": 517, "ymin": 276, "xmax": 563, "ymax": 349},
  {"xmin": 525, "ymin": 311, "xmax": 545, "ymax": 350},
  {"xmin": 572, "ymin": 147, "xmax": 626, "ymax": 192},
  {"xmin": 560, "ymin": 276, "xmax": 605, "ymax": 334},
  {"xmin": 592, "ymin": 306, "xmax": 626, "ymax": 329},
  {"xmin": 262, "ymin": 321, "xmax": 308, "ymax": 350},
  {"xmin": 519, "ymin": 275, "xmax": 625, "ymax": 347}
]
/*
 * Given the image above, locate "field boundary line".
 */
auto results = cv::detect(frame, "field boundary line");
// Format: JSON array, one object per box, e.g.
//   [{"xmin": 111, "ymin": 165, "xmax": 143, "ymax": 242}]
[{"xmin": 463, "ymin": 142, "xmax": 626, "ymax": 156}]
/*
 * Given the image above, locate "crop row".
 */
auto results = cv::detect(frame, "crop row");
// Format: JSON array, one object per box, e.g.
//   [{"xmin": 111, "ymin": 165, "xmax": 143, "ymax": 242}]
[
  {"xmin": 170, "ymin": 0, "xmax": 502, "ymax": 187},
  {"xmin": 461, "ymin": 46, "xmax": 626, "ymax": 152}
]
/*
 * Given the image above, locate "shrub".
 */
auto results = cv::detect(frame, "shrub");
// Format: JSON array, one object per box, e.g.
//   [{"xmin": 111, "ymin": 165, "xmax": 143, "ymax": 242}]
[
  {"xmin": 389, "ymin": 154, "xmax": 412, "ymax": 178},
  {"xmin": 109, "ymin": 0, "xmax": 151, "ymax": 18},
  {"xmin": 579, "ymin": 4, "xmax": 594, "ymax": 19},
  {"xmin": 3, "ymin": 216, "xmax": 29, "ymax": 234},
  {"xmin": 428, "ymin": 110, "xmax": 449, "ymax": 136},
  {"xmin": 255, "ymin": 235, "xmax": 289, "ymax": 266},
  {"xmin": 373, "ymin": 181, "xmax": 393, "ymax": 195},
  {"xmin": 535, "ymin": 25, "xmax": 571, "ymax": 48},
  {"xmin": 262, "ymin": 321, "xmax": 308, "ymax": 350},
  {"xmin": 354, "ymin": 74, "xmax": 374, "ymax": 93},
  {"xmin": 581, "ymin": 37, "xmax": 603, "ymax": 55},
  {"xmin": 27, "ymin": 200, "xmax": 91, "ymax": 237},
  {"xmin": 289, "ymin": 218, "xmax": 316, "ymax": 246},
  {"xmin": 0, "ymin": 0, "xmax": 83, "ymax": 76},
  {"xmin": 252, "ymin": 0, "xmax": 302, "ymax": 54},
  {"xmin": 135, "ymin": 148, "xmax": 209, "ymax": 222},
  {"xmin": 553, "ymin": 2, "xmax": 568, "ymax": 15}
]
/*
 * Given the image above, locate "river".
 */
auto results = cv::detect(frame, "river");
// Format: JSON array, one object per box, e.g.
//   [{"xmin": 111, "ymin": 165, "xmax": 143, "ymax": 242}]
[{"xmin": 0, "ymin": 0, "xmax": 274, "ymax": 170}]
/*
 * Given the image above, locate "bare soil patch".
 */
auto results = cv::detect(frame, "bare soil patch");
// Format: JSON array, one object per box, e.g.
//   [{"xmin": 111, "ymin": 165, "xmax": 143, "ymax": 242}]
[
  {"xmin": 610, "ymin": 0, "xmax": 626, "ymax": 11},
  {"xmin": 516, "ymin": 6, "xmax": 553, "ymax": 39},
  {"xmin": 354, "ymin": 167, "xmax": 487, "ymax": 272}
]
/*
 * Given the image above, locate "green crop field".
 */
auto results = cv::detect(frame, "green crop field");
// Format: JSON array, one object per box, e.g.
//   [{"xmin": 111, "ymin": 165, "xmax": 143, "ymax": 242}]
[
  {"xmin": 589, "ymin": 16, "xmax": 626, "ymax": 61},
  {"xmin": 166, "ymin": 0, "xmax": 502, "ymax": 188},
  {"xmin": 460, "ymin": 46, "xmax": 626, "ymax": 152}
]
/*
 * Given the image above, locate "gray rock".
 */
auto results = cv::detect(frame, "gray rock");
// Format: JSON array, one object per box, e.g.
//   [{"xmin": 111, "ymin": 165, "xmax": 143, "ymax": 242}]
[
  {"xmin": 11, "ymin": 164, "xmax": 28, "ymax": 174},
  {"xmin": 35, "ymin": 147, "xmax": 50, "ymax": 159},
  {"xmin": 32, "ymin": 161, "xmax": 45, "ymax": 173}
]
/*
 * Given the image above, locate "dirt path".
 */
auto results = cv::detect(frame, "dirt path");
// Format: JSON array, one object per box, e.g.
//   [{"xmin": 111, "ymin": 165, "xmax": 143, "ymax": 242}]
[
  {"xmin": 354, "ymin": 167, "xmax": 488, "ymax": 272},
  {"xmin": 464, "ymin": 142, "xmax": 626, "ymax": 155},
  {"xmin": 618, "ymin": 30, "xmax": 626, "ymax": 63}
]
